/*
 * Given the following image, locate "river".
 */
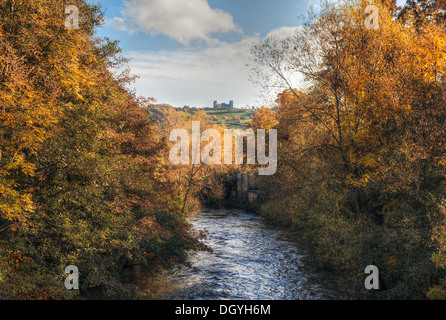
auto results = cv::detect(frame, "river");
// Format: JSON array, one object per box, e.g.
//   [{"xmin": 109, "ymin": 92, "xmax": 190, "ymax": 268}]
[{"xmin": 130, "ymin": 207, "xmax": 347, "ymax": 300}]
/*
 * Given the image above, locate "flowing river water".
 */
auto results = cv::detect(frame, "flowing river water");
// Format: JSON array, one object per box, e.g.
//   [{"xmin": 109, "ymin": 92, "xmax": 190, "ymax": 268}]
[{"xmin": 130, "ymin": 208, "xmax": 348, "ymax": 300}]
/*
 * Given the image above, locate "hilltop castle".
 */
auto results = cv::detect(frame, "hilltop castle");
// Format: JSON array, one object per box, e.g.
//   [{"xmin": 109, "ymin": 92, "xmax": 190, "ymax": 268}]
[{"xmin": 213, "ymin": 100, "xmax": 234, "ymax": 109}]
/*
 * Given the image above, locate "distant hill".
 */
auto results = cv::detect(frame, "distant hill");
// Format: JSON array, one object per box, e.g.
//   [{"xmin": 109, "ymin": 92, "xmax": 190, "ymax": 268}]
[
  {"xmin": 176, "ymin": 107, "xmax": 256, "ymax": 130},
  {"xmin": 149, "ymin": 104, "xmax": 177, "ymax": 123},
  {"xmin": 148, "ymin": 104, "xmax": 257, "ymax": 130}
]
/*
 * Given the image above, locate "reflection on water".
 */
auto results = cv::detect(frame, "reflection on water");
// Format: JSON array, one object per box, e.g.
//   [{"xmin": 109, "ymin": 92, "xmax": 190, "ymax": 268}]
[{"xmin": 134, "ymin": 208, "xmax": 347, "ymax": 300}]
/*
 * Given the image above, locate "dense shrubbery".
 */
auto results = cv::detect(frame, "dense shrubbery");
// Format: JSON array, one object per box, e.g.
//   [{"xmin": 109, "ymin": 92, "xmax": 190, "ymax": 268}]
[
  {"xmin": 0, "ymin": 0, "xmax": 229, "ymax": 299},
  {"xmin": 252, "ymin": 0, "xmax": 446, "ymax": 299}
]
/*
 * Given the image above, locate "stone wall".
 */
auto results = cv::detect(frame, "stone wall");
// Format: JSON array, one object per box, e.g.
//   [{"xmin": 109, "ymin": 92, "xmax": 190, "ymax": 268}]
[{"xmin": 235, "ymin": 172, "xmax": 258, "ymax": 203}]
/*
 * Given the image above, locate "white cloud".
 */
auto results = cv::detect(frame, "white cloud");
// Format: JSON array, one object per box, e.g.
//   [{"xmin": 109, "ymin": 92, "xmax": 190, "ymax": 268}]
[
  {"xmin": 124, "ymin": 36, "xmax": 261, "ymax": 107},
  {"xmin": 265, "ymin": 26, "xmax": 302, "ymax": 39},
  {"xmin": 108, "ymin": 0, "xmax": 240, "ymax": 45},
  {"xmin": 122, "ymin": 26, "xmax": 306, "ymax": 108}
]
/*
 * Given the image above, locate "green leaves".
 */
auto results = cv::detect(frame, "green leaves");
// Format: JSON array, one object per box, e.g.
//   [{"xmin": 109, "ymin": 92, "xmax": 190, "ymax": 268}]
[
  {"xmin": 0, "ymin": 0, "xmax": 200, "ymax": 300},
  {"xmin": 253, "ymin": 0, "xmax": 446, "ymax": 299}
]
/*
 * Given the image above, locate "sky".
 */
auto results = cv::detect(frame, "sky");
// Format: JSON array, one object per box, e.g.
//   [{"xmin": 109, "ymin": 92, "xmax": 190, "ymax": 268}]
[
  {"xmin": 90, "ymin": 0, "xmax": 319, "ymax": 108},
  {"xmin": 90, "ymin": 0, "xmax": 407, "ymax": 108}
]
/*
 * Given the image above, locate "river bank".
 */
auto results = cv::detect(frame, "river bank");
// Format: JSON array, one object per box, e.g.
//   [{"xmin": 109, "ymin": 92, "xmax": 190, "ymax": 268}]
[{"xmin": 124, "ymin": 208, "xmax": 351, "ymax": 300}]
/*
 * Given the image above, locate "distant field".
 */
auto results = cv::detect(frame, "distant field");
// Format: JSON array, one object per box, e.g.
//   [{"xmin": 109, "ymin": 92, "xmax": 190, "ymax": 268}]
[{"xmin": 176, "ymin": 108, "xmax": 256, "ymax": 130}]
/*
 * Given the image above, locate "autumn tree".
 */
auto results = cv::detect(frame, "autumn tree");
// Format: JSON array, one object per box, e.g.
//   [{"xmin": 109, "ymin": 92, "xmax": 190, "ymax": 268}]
[
  {"xmin": 0, "ymin": 0, "xmax": 203, "ymax": 299},
  {"xmin": 252, "ymin": 0, "xmax": 446, "ymax": 298}
]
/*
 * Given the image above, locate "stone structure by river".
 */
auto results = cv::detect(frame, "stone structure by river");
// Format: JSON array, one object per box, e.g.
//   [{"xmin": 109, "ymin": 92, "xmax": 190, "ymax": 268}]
[{"xmin": 232, "ymin": 172, "xmax": 258, "ymax": 203}]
